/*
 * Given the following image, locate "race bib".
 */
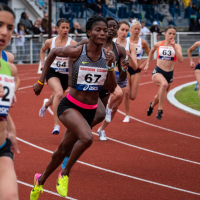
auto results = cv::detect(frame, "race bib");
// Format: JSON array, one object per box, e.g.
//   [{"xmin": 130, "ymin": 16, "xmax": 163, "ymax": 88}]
[
  {"xmin": 0, "ymin": 75, "xmax": 15, "ymax": 116},
  {"xmin": 51, "ymin": 57, "xmax": 69, "ymax": 74},
  {"xmin": 159, "ymin": 46, "xmax": 175, "ymax": 61},
  {"xmin": 76, "ymin": 66, "xmax": 107, "ymax": 91},
  {"xmin": 135, "ymin": 44, "xmax": 142, "ymax": 56}
]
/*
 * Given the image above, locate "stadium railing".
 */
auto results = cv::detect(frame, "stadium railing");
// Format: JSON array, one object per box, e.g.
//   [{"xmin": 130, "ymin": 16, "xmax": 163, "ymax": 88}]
[{"xmin": 4, "ymin": 32, "xmax": 199, "ymax": 64}]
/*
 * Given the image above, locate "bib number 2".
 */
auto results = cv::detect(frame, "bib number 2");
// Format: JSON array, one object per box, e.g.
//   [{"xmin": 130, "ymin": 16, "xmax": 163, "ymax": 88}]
[{"xmin": 2, "ymin": 86, "xmax": 10, "ymax": 102}]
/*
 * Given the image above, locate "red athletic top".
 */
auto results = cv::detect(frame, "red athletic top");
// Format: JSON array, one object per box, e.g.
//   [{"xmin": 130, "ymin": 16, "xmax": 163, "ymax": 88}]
[{"xmin": 157, "ymin": 41, "xmax": 177, "ymax": 62}]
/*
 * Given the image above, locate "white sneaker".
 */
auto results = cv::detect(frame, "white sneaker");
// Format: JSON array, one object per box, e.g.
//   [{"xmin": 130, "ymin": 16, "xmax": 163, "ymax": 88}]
[
  {"xmin": 52, "ymin": 125, "xmax": 60, "ymax": 135},
  {"xmin": 39, "ymin": 98, "xmax": 49, "ymax": 117},
  {"xmin": 123, "ymin": 116, "xmax": 130, "ymax": 123},
  {"xmin": 105, "ymin": 105, "xmax": 112, "ymax": 123},
  {"xmin": 97, "ymin": 127, "xmax": 107, "ymax": 141}
]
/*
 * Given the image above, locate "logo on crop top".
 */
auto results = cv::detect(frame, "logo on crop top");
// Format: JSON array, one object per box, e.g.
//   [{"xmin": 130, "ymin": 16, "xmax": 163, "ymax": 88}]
[
  {"xmin": 83, "ymin": 85, "xmax": 98, "ymax": 91},
  {"xmin": 82, "ymin": 61, "xmax": 89, "ymax": 64}
]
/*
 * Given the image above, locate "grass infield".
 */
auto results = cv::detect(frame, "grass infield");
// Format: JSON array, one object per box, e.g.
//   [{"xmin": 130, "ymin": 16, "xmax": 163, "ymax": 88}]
[{"xmin": 175, "ymin": 84, "xmax": 200, "ymax": 111}]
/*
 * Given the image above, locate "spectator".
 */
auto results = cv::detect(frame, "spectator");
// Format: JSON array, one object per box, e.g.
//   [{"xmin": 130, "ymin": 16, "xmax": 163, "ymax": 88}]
[
  {"xmin": 14, "ymin": 23, "xmax": 25, "ymax": 64},
  {"xmin": 86, "ymin": 0, "xmax": 96, "ymax": 10},
  {"xmin": 189, "ymin": 18, "xmax": 199, "ymax": 31},
  {"xmin": 19, "ymin": 12, "xmax": 33, "ymax": 34},
  {"xmin": 191, "ymin": 3, "xmax": 198, "ymax": 12},
  {"xmin": 140, "ymin": 21, "xmax": 150, "ymax": 40},
  {"xmin": 32, "ymin": 21, "xmax": 43, "ymax": 63},
  {"xmin": 158, "ymin": 4, "xmax": 176, "ymax": 25},
  {"xmin": 96, "ymin": 0, "xmax": 103, "ymax": 16},
  {"xmin": 169, "ymin": 0, "xmax": 181, "ymax": 20},
  {"xmin": 69, "ymin": 22, "xmax": 84, "ymax": 36},
  {"xmin": 183, "ymin": 0, "xmax": 192, "ymax": 8},
  {"xmin": 51, "ymin": 23, "xmax": 58, "ymax": 34},
  {"xmin": 41, "ymin": 13, "xmax": 49, "ymax": 33},
  {"xmin": 105, "ymin": 0, "xmax": 117, "ymax": 14},
  {"xmin": 150, "ymin": 21, "xmax": 162, "ymax": 35},
  {"xmin": 26, "ymin": 14, "xmax": 33, "ymax": 28},
  {"xmin": 37, "ymin": 17, "xmax": 45, "ymax": 34}
]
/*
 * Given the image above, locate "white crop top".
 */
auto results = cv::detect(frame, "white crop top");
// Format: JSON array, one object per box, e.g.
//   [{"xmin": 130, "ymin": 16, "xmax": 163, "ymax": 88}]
[{"xmin": 50, "ymin": 36, "xmax": 72, "ymax": 74}]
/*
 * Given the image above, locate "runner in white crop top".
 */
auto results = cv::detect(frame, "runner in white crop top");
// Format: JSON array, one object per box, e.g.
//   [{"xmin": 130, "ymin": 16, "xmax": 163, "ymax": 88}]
[
  {"xmin": 38, "ymin": 18, "xmax": 77, "ymax": 135},
  {"xmin": 50, "ymin": 36, "xmax": 71, "ymax": 74},
  {"xmin": 115, "ymin": 19, "xmax": 150, "ymax": 122}
]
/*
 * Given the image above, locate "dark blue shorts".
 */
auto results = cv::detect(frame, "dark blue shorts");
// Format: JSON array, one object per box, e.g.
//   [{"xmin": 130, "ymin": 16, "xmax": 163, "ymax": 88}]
[
  {"xmin": 195, "ymin": 63, "xmax": 200, "ymax": 70},
  {"xmin": 152, "ymin": 66, "xmax": 174, "ymax": 83},
  {"xmin": 115, "ymin": 71, "xmax": 127, "ymax": 88},
  {"xmin": 128, "ymin": 66, "xmax": 141, "ymax": 76}
]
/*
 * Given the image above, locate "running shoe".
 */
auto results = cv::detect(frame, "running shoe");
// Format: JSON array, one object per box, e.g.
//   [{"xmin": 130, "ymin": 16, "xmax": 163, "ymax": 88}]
[
  {"xmin": 194, "ymin": 82, "xmax": 199, "ymax": 91},
  {"xmin": 105, "ymin": 104, "xmax": 112, "ymax": 123},
  {"xmin": 123, "ymin": 116, "xmax": 130, "ymax": 122},
  {"xmin": 39, "ymin": 98, "xmax": 49, "ymax": 117},
  {"xmin": 156, "ymin": 110, "xmax": 163, "ymax": 120},
  {"xmin": 97, "ymin": 127, "xmax": 107, "ymax": 141},
  {"xmin": 56, "ymin": 171, "xmax": 69, "ymax": 197},
  {"xmin": 52, "ymin": 125, "xmax": 60, "ymax": 135},
  {"xmin": 147, "ymin": 102, "xmax": 153, "ymax": 116},
  {"xmin": 61, "ymin": 157, "xmax": 69, "ymax": 170},
  {"xmin": 30, "ymin": 174, "xmax": 43, "ymax": 200}
]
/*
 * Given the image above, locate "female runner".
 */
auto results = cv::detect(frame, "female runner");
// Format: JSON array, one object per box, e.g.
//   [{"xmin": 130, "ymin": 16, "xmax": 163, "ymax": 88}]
[
  {"xmin": 97, "ymin": 17, "xmax": 136, "ymax": 141},
  {"xmin": 39, "ymin": 18, "xmax": 77, "ymax": 135},
  {"xmin": 145, "ymin": 25, "xmax": 183, "ymax": 119},
  {"xmin": 187, "ymin": 41, "xmax": 200, "ymax": 101},
  {"xmin": 113, "ymin": 20, "xmax": 138, "ymax": 122},
  {"xmin": 31, "ymin": 15, "xmax": 117, "ymax": 199},
  {"xmin": 122, "ymin": 19, "xmax": 150, "ymax": 122},
  {"xmin": 0, "ymin": 4, "xmax": 20, "ymax": 200}
]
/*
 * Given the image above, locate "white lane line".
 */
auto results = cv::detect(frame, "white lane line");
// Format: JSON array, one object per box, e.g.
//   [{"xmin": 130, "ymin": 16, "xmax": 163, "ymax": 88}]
[
  {"xmin": 117, "ymin": 110, "xmax": 200, "ymax": 140},
  {"xmin": 20, "ymin": 77, "xmax": 39, "ymax": 81},
  {"xmin": 92, "ymin": 131, "xmax": 200, "ymax": 165},
  {"xmin": 17, "ymin": 180, "xmax": 77, "ymax": 200},
  {"xmin": 16, "ymin": 137, "xmax": 200, "ymax": 196},
  {"xmin": 50, "ymin": 106, "xmax": 200, "ymax": 166}
]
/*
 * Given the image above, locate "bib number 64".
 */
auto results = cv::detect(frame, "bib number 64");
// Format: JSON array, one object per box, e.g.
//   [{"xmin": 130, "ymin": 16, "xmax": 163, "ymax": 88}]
[{"xmin": 85, "ymin": 74, "xmax": 101, "ymax": 83}]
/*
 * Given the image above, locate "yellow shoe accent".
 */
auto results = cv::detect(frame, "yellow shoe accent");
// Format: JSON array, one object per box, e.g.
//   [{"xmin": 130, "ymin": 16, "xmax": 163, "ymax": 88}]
[
  {"xmin": 56, "ymin": 171, "xmax": 69, "ymax": 197},
  {"xmin": 30, "ymin": 174, "xmax": 43, "ymax": 200}
]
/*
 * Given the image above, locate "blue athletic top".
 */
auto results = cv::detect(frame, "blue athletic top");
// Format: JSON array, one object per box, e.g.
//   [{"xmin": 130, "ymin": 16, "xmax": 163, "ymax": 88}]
[
  {"xmin": 2, "ymin": 51, "xmax": 7, "ymax": 62},
  {"xmin": 198, "ymin": 45, "xmax": 200, "ymax": 59}
]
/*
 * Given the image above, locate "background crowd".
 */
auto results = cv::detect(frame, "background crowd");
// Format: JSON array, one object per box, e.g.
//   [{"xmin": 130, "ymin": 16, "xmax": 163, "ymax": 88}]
[{"xmin": 11, "ymin": 0, "xmax": 200, "ymax": 64}]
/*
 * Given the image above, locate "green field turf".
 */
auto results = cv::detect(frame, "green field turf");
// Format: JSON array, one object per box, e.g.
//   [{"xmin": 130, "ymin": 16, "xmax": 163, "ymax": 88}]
[{"xmin": 175, "ymin": 84, "xmax": 200, "ymax": 111}]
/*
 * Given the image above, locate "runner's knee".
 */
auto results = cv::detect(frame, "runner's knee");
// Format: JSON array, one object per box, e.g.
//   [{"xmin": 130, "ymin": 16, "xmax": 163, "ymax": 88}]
[
  {"xmin": 82, "ymin": 134, "xmax": 93, "ymax": 147},
  {"xmin": 54, "ymin": 91, "xmax": 63, "ymax": 101},
  {"xmin": 161, "ymin": 82, "xmax": 168, "ymax": 90}
]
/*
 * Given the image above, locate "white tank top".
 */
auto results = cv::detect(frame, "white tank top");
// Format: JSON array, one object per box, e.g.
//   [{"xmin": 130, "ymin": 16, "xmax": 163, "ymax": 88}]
[
  {"xmin": 127, "ymin": 37, "xmax": 143, "ymax": 60},
  {"xmin": 50, "ymin": 36, "xmax": 72, "ymax": 74},
  {"xmin": 113, "ymin": 38, "xmax": 130, "ymax": 59}
]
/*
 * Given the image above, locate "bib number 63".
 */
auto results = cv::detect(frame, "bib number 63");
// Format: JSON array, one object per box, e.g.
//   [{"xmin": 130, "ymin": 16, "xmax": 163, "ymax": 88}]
[{"xmin": 85, "ymin": 74, "xmax": 101, "ymax": 83}]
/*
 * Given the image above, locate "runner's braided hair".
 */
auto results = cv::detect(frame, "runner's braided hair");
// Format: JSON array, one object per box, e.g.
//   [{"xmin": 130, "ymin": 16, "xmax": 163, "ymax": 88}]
[{"xmin": 86, "ymin": 15, "xmax": 108, "ymax": 38}]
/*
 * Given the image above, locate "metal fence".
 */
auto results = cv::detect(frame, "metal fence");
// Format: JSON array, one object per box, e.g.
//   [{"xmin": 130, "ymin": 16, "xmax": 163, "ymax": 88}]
[{"xmin": 4, "ymin": 32, "xmax": 200, "ymax": 64}]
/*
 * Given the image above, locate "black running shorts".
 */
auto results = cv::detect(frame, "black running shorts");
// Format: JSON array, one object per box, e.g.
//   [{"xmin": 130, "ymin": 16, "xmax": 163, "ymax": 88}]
[
  {"xmin": 128, "ymin": 66, "xmax": 141, "ymax": 76},
  {"xmin": 99, "ymin": 88, "xmax": 110, "ymax": 100},
  {"xmin": 46, "ymin": 67, "xmax": 69, "ymax": 91},
  {"xmin": 0, "ymin": 138, "xmax": 13, "ymax": 161},
  {"xmin": 152, "ymin": 66, "xmax": 174, "ymax": 83},
  {"xmin": 57, "ymin": 97, "xmax": 96, "ymax": 126}
]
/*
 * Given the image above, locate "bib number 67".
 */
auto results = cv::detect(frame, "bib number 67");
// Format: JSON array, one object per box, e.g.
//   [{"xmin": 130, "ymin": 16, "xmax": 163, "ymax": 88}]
[{"xmin": 85, "ymin": 74, "xmax": 101, "ymax": 83}]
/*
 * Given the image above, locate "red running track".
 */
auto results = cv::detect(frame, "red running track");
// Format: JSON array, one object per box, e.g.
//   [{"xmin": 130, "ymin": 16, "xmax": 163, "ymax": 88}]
[{"xmin": 12, "ymin": 58, "xmax": 200, "ymax": 200}]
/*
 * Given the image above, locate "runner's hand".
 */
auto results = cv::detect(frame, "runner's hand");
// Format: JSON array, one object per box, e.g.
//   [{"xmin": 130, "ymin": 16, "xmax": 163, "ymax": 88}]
[
  {"xmin": 33, "ymin": 82, "xmax": 44, "ymax": 96},
  {"xmin": 121, "ymin": 59, "xmax": 129, "ymax": 70},
  {"xmin": 190, "ymin": 61, "xmax": 195, "ymax": 68},
  {"xmin": 144, "ymin": 63, "xmax": 149, "ymax": 73},
  {"xmin": 105, "ymin": 47, "xmax": 115, "ymax": 66}
]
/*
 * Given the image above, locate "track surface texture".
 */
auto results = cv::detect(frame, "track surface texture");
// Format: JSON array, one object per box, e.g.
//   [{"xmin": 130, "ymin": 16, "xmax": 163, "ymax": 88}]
[{"xmin": 12, "ymin": 58, "xmax": 200, "ymax": 200}]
